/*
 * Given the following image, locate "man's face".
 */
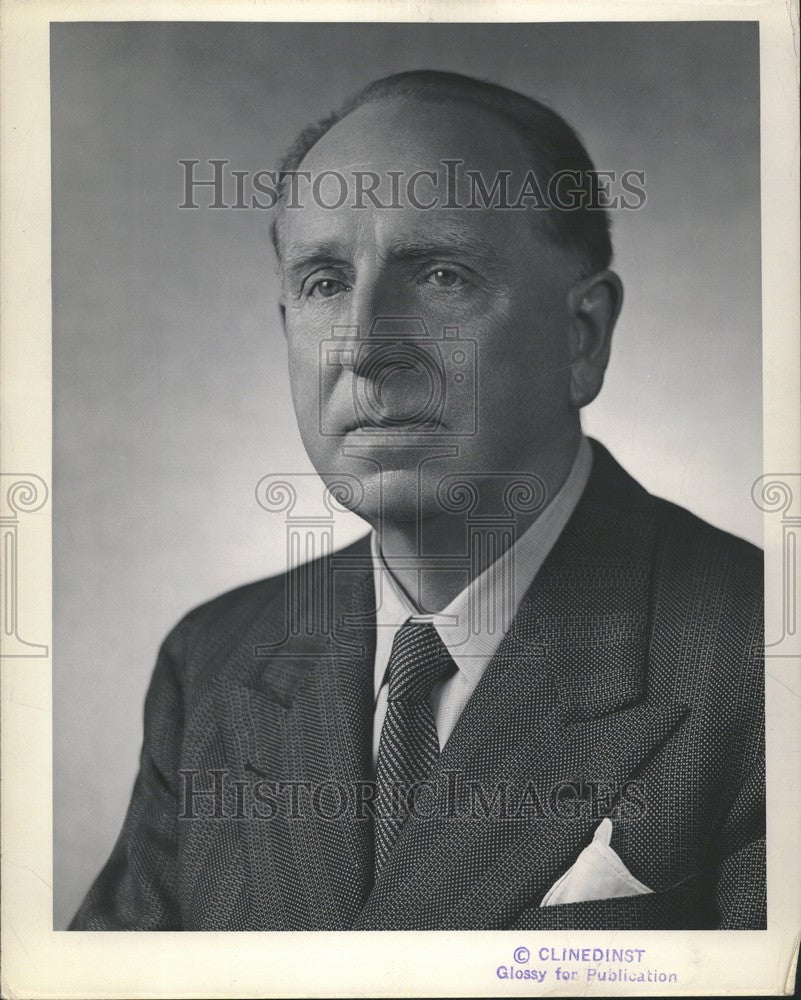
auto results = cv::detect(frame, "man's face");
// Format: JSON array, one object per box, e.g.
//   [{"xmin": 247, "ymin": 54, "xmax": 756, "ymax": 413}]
[{"xmin": 279, "ymin": 98, "xmax": 582, "ymax": 526}]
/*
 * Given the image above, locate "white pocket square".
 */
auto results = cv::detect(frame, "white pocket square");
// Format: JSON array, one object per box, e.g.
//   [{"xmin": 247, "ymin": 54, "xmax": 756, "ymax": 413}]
[{"xmin": 540, "ymin": 818, "xmax": 652, "ymax": 907}]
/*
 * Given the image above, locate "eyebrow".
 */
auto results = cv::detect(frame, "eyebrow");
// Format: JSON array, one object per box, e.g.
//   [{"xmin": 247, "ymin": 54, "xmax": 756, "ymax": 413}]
[
  {"xmin": 382, "ymin": 232, "xmax": 505, "ymax": 270},
  {"xmin": 280, "ymin": 227, "xmax": 507, "ymax": 279},
  {"xmin": 281, "ymin": 241, "xmax": 351, "ymax": 276}
]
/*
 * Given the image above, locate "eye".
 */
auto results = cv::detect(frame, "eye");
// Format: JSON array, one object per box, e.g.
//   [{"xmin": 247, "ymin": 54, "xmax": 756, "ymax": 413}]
[
  {"xmin": 308, "ymin": 277, "xmax": 350, "ymax": 299},
  {"xmin": 424, "ymin": 267, "xmax": 464, "ymax": 288}
]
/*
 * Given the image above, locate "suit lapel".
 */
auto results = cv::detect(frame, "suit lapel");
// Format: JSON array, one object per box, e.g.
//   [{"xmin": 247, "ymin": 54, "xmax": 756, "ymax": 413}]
[
  {"xmin": 223, "ymin": 535, "xmax": 376, "ymax": 929},
  {"xmin": 355, "ymin": 442, "xmax": 689, "ymax": 929}
]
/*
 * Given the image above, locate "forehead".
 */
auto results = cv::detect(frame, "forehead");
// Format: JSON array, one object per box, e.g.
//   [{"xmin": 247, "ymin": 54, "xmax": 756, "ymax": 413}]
[
  {"xmin": 280, "ymin": 97, "xmax": 536, "ymax": 260},
  {"xmin": 301, "ymin": 97, "xmax": 528, "ymax": 177}
]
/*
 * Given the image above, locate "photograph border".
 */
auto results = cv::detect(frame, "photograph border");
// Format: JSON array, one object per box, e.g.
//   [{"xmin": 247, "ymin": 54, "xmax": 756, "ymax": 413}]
[{"xmin": 2, "ymin": 1, "xmax": 799, "ymax": 997}]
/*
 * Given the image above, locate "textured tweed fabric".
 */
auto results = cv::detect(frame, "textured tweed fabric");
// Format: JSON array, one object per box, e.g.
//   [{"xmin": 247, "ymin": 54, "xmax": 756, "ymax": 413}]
[{"xmin": 70, "ymin": 439, "xmax": 766, "ymax": 931}]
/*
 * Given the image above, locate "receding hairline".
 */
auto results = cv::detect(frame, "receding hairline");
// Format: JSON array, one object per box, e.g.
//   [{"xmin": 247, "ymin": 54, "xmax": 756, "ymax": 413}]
[
  {"xmin": 270, "ymin": 70, "xmax": 613, "ymax": 274},
  {"xmin": 287, "ymin": 75, "xmax": 579, "ymax": 178},
  {"xmin": 297, "ymin": 90, "xmax": 532, "ymax": 161}
]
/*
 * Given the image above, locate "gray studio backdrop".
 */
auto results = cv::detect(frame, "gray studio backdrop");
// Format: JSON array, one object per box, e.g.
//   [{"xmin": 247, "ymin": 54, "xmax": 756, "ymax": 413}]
[{"xmin": 52, "ymin": 21, "xmax": 761, "ymax": 928}]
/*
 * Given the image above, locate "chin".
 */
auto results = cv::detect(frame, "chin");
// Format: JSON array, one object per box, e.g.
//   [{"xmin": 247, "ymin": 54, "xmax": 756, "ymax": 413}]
[
  {"xmin": 316, "ymin": 460, "xmax": 442, "ymax": 529},
  {"xmin": 375, "ymin": 468, "xmax": 446, "ymax": 526}
]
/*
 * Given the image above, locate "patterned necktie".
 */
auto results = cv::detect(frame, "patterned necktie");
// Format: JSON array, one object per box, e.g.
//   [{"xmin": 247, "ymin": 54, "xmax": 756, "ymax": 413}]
[{"xmin": 373, "ymin": 619, "xmax": 458, "ymax": 875}]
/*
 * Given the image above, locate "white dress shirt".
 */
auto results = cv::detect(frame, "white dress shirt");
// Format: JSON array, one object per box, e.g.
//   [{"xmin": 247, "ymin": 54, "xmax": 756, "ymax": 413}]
[{"xmin": 371, "ymin": 435, "xmax": 593, "ymax": 768}]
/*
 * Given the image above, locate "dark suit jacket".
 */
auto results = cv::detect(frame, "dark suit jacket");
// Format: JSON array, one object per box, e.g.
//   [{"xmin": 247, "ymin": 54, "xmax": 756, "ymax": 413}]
[{"xmin": 70, "ymin": 440, "xmax": 765, "ymax": 931}]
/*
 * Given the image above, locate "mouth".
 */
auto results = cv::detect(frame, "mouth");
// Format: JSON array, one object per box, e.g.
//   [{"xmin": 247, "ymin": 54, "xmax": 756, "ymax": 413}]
[{"xmin": 344, "ymin": 417, "xmax": 444, "ymax": 433}]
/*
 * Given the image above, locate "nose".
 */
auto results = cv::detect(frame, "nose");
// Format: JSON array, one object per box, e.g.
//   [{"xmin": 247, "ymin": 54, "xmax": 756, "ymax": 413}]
[
  {"xmin": 345, "ymin": 265, "xmax": 411, "ymax": 342},
  {"xmin": 338, "ymin": 268, "xmax": 445, "ymax": 429}
]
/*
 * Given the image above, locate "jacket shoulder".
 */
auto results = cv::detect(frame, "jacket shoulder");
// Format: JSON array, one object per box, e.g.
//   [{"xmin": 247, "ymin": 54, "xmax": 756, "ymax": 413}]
[
  {"xmin": 164, "ymin": 533, "xmax": 372, "ymax": 665},
  {"xmin": 589, "ymin": 438, "xmax": 763, "ymax": 600},
  {"xmin": 650, "ymin": 493, "xmax": 763, "ymax": 587},
  {"xmin": 647, "ymin": 494, "xmax": 764, "ymax": 711}
]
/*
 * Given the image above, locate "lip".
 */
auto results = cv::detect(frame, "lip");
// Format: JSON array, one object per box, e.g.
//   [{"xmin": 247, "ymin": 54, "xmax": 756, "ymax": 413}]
[{"xmin": 343, "ymin": 418, "xmax": 444, "ymax": 433}]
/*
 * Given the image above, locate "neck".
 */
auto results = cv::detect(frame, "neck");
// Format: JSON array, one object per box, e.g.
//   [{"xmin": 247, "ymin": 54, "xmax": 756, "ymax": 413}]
[{"xmin": 375, "ymin": 427, "xmax": 583, "ymax": 613}]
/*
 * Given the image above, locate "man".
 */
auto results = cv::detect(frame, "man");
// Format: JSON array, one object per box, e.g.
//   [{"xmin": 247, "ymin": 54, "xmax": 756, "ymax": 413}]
[{"xmin": 71, "ymin": 70, "xmax": 765, "ymax": 931}]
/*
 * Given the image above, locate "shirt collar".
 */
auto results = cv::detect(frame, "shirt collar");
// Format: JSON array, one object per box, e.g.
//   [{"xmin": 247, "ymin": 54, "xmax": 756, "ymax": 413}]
[{"xmin": 371, "ymin": 435, "xmax": 593, "ymax": 695}]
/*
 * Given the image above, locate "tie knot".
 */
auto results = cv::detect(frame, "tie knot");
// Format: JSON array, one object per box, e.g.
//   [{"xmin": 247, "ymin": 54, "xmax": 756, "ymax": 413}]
[{"xmin": 386, "ymin": 620, "xmax": 457, "ymax": 702}]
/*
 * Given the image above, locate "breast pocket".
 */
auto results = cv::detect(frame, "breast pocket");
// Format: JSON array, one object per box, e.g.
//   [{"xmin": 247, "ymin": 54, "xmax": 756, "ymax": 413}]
[{"xmin": 510, "ymin": 874, "xmax": 716, "ymax": 930}]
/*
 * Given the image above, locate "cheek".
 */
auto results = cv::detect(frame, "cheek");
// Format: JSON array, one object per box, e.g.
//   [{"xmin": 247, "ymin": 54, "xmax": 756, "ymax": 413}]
[
  {"xmin": 284, "ymin": 328, "xmax": 320, "ymax": 427},
  {"xmin": 286, "ymin": 320, "xmax": 346, "ymax": 421},
  {"xmin": 285, "ymin": 305, "xmax": 326, "ymax": 372},
  {"xmin": 471, "ymin": 295, "xmax": 572, "ymax": 431},
  {"xmin": 495, "ymin": 283, "xmax": 570, "ymax": 369},
  {"xmin": 286, "ymin": 336, "xmax": 314, "ymax": 384}
]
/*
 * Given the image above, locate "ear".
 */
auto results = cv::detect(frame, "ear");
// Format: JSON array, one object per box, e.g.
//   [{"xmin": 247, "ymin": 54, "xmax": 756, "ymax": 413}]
[{"xmin": 566, "ymin": 269, "xmax": 623, "ymax": 409}]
